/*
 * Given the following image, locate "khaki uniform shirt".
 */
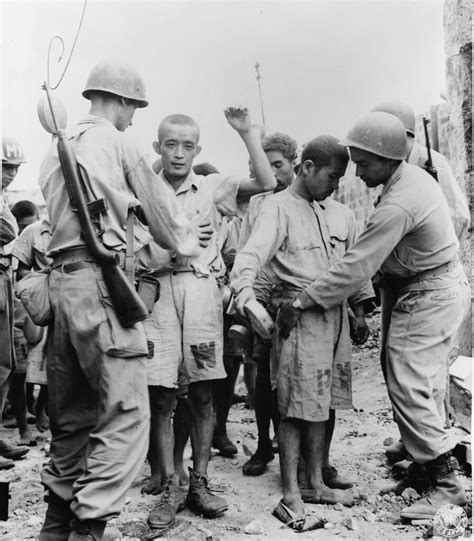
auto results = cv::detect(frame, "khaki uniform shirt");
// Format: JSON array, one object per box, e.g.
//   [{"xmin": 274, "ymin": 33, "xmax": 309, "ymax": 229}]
[
  {"xmin": 138, "ymin": 170, "xmax": 243, "ymax": 278},
  {"xmin": 231, "ymin": 189, "xmax": 373, "ymax": 306},
  {"xmin": 0, "ymin": 193, "xmax": 17, "ymax": 271},
  {"xmin": 39, "ymin": 115, "xmax": 198, "ymax": 257},
  {"xmin": 12, "ymin": 218, "xmax": 52, "ymax": 270},
  {"xmin": 408, "ymin": 141, "xmax": 470, "ymax": 242},
  {"xmin": 304, "ymin": 162, "xmax": 459, "ymax": 309}
]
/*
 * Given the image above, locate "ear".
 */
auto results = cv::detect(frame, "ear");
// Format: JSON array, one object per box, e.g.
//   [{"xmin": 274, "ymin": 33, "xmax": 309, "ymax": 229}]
[
  {"xmin": 195, "ymin": 144, "xmax": 202, "ymax": 157},
  {"xmin": 301, "ymin": 159, "xmax": 314, "ymax": 175},
  {"xmin": 152, "ymin": 141, "xmax": 161, "ymax": 155}
]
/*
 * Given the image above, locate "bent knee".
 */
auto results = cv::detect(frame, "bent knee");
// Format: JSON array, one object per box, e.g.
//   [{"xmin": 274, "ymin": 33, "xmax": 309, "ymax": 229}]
[{"xmin": 148, "ymin": 385, "xmax": 176, "ymax": 416}]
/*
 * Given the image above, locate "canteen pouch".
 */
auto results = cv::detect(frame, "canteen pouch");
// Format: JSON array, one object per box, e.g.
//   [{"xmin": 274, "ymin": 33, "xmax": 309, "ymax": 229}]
[
  {"xmin": 15, "ymin": 269, "xmax": 52, "ymax": 326},
  {"xmin": 137, "ymin": 274, "xmax": 160, "ymax": 313}
]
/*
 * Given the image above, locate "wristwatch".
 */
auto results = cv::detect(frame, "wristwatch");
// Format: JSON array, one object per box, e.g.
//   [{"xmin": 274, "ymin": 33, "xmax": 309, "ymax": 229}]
[{"xmin": 292, "ymin": 297, "xmax": 303, "ymax": 310}]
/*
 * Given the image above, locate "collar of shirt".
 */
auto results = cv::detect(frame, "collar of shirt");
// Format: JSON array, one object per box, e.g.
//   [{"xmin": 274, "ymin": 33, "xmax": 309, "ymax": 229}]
[
  {"xmin": 379, "ymin": 161, "xmax": 405, "ymax": 202},
  {"xmin": 158, "ymin": 170, "xmax": 201, "ymax": 196},
  {"xmin": 40, "ymin": 218, "xmax": 51, "ymax": 234},
  {"xmin": 69, "ymin": 115, "xmax": 115, "ymax": 138}
]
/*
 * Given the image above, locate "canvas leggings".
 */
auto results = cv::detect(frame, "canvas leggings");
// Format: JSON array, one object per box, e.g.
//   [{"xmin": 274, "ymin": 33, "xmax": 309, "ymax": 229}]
[
  {"xmin": 40, "ymin": 264, "xmax": 149, "ymax": 532},
  {"xmin": 381, "ymin": 265, "xmax": 470, "ymax": 464}
]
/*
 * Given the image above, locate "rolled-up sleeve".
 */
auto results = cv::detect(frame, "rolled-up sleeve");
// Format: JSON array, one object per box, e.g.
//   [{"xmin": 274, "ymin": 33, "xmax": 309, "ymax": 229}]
[
  {"xmin": 305, "ymin": 204, "xmax": 412, "ymax": 309},
  {"xmin": 11, "ymin": 227, "xmax": 34, "ymax": 267},
  {"xmin": 127, "ymin": 156, "xmax": 200, "ymax": 256},
  {"xmin": 231, "ymin": 200, "xmax": 285, "ymax": 294}
]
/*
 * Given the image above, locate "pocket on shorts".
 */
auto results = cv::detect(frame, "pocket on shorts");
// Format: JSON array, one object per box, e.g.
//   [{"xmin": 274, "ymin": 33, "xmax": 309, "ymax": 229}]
[{"xmin": 96, "ymin": 277, "xmax": 148, "ymax": 358}]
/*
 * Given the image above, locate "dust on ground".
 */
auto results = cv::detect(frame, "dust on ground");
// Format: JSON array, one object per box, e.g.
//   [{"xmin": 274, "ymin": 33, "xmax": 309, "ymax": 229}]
[{"xmin": 0, "ymin": 312, "xmax": 471, "ymax": 540}]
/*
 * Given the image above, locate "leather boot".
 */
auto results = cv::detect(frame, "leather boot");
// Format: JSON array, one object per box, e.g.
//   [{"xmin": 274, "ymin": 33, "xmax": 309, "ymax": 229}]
[
  {"xmin": 186, "ymin": 469, "xmax": 228, "ymax": 518},
  {"xmin": 322, "ymin": 464, "xmax": 354, "ymax": 490},
  {"xmin": 242, "ymin": 441, "xmax": 273, "ymax": 476},
  {"xmin": 385, "ymin": 439, "xmax": 408, "ymax": 464},
  {"xmin": 0, "ymin": 440, "xmax": 29, "ymax": 460},
  {"xmin": 39, "ymin": 491, "xmax": 74, "ymax": 541},
  {"xmin": 68, "ymin": 519, "xmax": 106, "ymax": 540},
  {"xmin": 400, "ymin": 454, "xmax": 467, "ymax": 521},
  {"xmin": 147, "ymin": 473, "xmax": 186, "ymax": 530},
  {"xmin": 393, "ymin": 462, "xmax": 431, "ymax": 496}
]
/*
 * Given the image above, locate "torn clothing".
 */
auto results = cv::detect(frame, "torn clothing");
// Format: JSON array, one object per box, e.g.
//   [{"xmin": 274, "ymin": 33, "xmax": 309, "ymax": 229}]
[
  {"xmin": 39, "ymin": 115, "xmax": 198, "ymax": 257},
  {"xmin": 144, "ymin": 271, "xmax": 226, "ymax": 388},
  {"xmin": 408, "ymin": 141, "xmax": 470, "ymax": 242}
]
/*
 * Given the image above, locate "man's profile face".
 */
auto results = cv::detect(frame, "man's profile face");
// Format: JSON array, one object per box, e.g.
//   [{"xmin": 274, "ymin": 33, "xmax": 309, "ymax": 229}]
[
  {"xmin": 2, "ymin": 164, "xmax": 20, "ymax": 191},
  {"xmin": 304, "ymin": 157, "xmax": 346, "ymax": 201},
  {"xmin": 156, "ymin": 122, "xmax": 201, "ymax": 182},
  {"xmin": 265, "ymin": 150, "xmax": 294, "ymax": 192},
  {"xmin": 350, "ymin": 147, "xmax": 392, "ymax": 188}
]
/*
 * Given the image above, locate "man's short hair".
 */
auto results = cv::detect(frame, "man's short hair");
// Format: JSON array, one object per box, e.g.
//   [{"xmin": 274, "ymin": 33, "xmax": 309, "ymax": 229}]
[
  {"xmin": 301, "ymin": 136, "xmax": 349, "ymax": 169},
  {"xmin": 261, "ymin": 133, "xmax": 298, "ymax": 162},
  {"xmin": 158, "ymin": 114, "xmax": 200, "ymax": 142},
  {"xmin": 11, "ymin": 200, "xmax": 38, "ymax": 220},
  {"xmin": 193, "ymin": 162, "xmax": 219, "ymax": 176}
]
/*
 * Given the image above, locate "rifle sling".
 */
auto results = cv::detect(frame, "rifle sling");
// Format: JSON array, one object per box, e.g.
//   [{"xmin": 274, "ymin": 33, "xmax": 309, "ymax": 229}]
[{"xmin": 125, "ymin": 210, "xmax": 134, "ymax": 284}]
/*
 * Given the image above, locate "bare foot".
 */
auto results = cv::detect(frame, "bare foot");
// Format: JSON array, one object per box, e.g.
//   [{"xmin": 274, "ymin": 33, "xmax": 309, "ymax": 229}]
[
  {"xmin": 282, "ymin": 494, "xmax": 305, "ymax": 517},
  {"xmin": 301, "ymin": 484, "xmax": 354, "ymax": 506},
  {"xmin": 141, "ymin": 474, "xmax": 163, "ymax": 495},
  {"xmin": 19, "ymin": 428, "xmax": 37, "ymax": 447},
  {"xmin": 36, "ymin": 411, "xmax": 50, "ymax": 433}
]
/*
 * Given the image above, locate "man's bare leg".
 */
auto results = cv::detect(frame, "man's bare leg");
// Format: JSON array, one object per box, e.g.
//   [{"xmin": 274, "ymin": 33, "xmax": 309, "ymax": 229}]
[
  {"xmin": 189, "ymin": 381, "xmax": 214, "ymax": 475},
  {"xmin": 143, "ymin": 386, "xmax": 176, "ymax": 494},
  {"xmin": 173, "ymin": 396, "xmax": 191, "ymax": 486},
  {"xmin": 278, "ymin": 418, "xmax": 305, "ymax": 516}
]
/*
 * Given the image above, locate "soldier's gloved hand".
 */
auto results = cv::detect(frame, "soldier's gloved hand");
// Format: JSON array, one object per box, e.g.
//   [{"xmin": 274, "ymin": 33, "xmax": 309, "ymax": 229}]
[
  {"xmin": 276, "ymin": 299, "xmax": 302, "ymax": 339},
  {"xmin": 350, "ymin": 315, "xmax": 370, "ymax": 345},
  {"xmin": 235, "ymin": 286, "xmax": 256, "ymax": 319},
  {"xmin": 197, "ymin": 221, "xmax": 213, "ymax": 248}
]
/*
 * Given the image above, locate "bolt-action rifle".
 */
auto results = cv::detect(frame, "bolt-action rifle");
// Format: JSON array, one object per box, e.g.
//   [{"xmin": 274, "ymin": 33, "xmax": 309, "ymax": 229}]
[
  {"xmin": 422, "ymin": 116, "xmax": 438, "ymax": 182},
  {"xmin": 39, "ymin": 83, "xmax": 148, "ymax": 327}
]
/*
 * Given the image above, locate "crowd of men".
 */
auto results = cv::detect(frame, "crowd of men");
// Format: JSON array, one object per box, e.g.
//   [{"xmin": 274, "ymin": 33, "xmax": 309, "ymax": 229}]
[{"xmin": 0, "ymin": 58, "xmax": 470, "ymax": 539}]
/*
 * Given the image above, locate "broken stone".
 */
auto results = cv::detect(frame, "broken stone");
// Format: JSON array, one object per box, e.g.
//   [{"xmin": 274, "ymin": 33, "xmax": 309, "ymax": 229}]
[
  {"xmin": 244, "ymin": 519, "xmax": 264, "ymax": 535},
  {"xmin": 383, "ymin": 437, "xmax": 394, "ymax": 447},
  {"xmin": 197, "ymin": 524, "xmax": 213, "ymax": 538},
  {"xmin": 401, "ymin": 487, "xmax": 420, "ymax": 501},
  {"xmin": 411, "ymin": 519, "xmax": 432, "ymax": 527},
  {"xmin": 362, "ymin": 510, "xmax": 377, "ymax": 523},
  {"xmin": 26, "ymin": 516, "xmax": 43, "ymax": 527},
  {"xmin": 342, "ymin": 517, "xmax": 359, "ymax": 531},
  {"xmin": 334, "ymin": 503, "xmax": 344, "ymax": 511},
  {"xmin": 324, "ymin": 522, "xmax": 334, "ymax": 529}
]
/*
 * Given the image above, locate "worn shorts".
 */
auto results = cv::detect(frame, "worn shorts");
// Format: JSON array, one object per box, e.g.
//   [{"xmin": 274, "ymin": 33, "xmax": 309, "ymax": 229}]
[
  {"xmin": 272, "ymin": 304, "xmax": 352, "ymax": 422},
  {"xmin": 144, "ymin": 271, "xmax": 226, "ymax": 388}
]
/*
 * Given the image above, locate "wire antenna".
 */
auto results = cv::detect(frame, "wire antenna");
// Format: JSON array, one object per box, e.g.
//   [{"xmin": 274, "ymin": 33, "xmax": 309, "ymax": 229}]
[
  {"xmin": 46, "ymin": 0, "xmax": 88, "ymax": 90},
  {"xmin": 254, "ymin": 61, "xmax": 266, "ymax": 129}
]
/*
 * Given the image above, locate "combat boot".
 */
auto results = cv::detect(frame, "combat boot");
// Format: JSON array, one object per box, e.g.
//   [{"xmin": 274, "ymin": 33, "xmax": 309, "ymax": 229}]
[
  {"xmin": 147, "ymin": 473, "xmax": 186, "ymax": 530},
  {"xmin": 39, "ymin": 491, "xmax": 74, "ymax": 540},
  {"xmin": 186, "ymin": 469, "xmax": 228, "ymax": 518},
  {"xmin": 393, "ymin": 462, "xmax": 431, "ymax": 496},
  {"xmin": 0, "ymin": 440, "xmax": 29, "ymax": 460},
  {"xmin": 68, "ymin": 519, "xmax": 106, "ymax": 540},
  {"xmin": 400, "ymin": 453, "xmax": 466, "ymax": 521},
  {"xmin": 386, "ymin": 439, "xmax": 408, "ymax": 464},
  {"xmin": 323, "ymin": 464, "xmax": 354, "ymax": 490}
]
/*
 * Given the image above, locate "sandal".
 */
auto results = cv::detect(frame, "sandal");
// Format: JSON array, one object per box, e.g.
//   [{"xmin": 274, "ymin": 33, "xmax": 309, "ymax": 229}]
[{"xmin": 272, "ymin": 499, "xmax": 326, "ymax": 532}]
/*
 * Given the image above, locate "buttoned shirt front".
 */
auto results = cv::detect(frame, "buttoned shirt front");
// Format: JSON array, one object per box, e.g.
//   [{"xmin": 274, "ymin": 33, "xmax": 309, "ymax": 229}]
[
  {"xmin": 231, "ymin": 188, "xmax": 373, "ymax": 306},
  {"xmin": 408, "ymin": 140, "xmax": 470, "ymax": 242},
  {"xmin": 138, "ymin": 170, "xmax": 243, "ymax": 278},
  {"xmin": 304, "ymin": 162, "xmax": 459, "ymax": 309},
  {"xmin": 39, "ymin": 115, "xmax": 198, "ymax": 257}
]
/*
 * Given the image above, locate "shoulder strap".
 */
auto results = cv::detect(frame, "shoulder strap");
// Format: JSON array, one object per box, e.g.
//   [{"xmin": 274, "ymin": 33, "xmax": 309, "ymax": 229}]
[{"xmin": 125, "ymin": 210, "xmax": 134, "ymax": 284}]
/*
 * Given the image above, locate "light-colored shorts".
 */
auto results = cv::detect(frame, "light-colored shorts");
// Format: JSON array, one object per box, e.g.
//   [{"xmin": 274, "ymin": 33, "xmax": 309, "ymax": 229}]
[
  {"xmin": 272, "ymin": 303, "xmax": 352, "ymax": 422},
  {"xmin": 144, "ymin": 271, "xmax": 226, "ymax": 388}
]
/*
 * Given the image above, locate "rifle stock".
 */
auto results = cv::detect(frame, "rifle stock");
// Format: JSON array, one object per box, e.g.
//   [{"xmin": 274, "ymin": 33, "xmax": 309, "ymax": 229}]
[{"xmin": 55, "ymin": 129, "xmax": 149, "ymax": 327}]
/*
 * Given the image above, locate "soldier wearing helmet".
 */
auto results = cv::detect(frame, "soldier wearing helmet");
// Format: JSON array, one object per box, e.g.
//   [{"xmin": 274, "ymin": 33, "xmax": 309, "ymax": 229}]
[
  {"xmin": 0, "ymin": 137, "xmax": 31, "ymax": 470},
  {"xmin": 372, "ymin": 101, "xmax": 470, "ymax": 242},
  {"xmin": 277, "ymin": 112, "xmax": 470, "ymax": 522},
  {"xmin": 37, "ymin": 59, "xmax": 202, "ymax": 541}
]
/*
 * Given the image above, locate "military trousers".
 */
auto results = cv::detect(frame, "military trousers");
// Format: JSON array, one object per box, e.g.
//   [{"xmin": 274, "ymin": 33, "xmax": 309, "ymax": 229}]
[
  {"xmin": 383, "ymin": 265, "xmax": 470, "ymax": 463},
  {"xmin": 40, "ymin": 263, "xmax": 149, "ymax": 525}
]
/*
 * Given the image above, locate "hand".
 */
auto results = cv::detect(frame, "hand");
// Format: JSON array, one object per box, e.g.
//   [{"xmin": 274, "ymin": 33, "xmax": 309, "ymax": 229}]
[
  {"xmin": 235, "ymin": 286, "xmax": 256, "ymax": 318},
  {"xmin": 197, "ymin": 221, "xmax": 213, "ymax": 248},
  {"xmin": 224, "ymin": 106, "xmax": 251, "ymax": 134},
  {"xmin": 349, "ymin": 314, "xmax": 370, "ymax": 345},
  {"xmin": 276, "ymin": 299, "xmax": 302, "ymax": 339}
]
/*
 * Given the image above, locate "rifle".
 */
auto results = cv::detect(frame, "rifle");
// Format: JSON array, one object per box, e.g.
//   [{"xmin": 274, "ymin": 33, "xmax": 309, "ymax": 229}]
[
  {"xmin": 422, "ymin": 116, "xmax": 438, "ymax": 182},
  {"xmin": 39, "ymin": 82, "xmax": 149, "ymax": 328}
]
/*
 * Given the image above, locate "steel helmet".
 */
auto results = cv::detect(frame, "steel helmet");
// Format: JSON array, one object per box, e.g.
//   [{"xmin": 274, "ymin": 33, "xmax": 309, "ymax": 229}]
[
  {"xmin": 2, "ymin": 136, "xmax": 26, "ymax": 165},
  {"xmin": 371, "ymin": 101, "xmax": 416, "ymax": 136},
  {"xmin": 342, "ymin": 112, "xmax": 407, "ymax": 160},
  {"xmin": 82, "ymin": 58, "xmax": 149, "ymax": 108}
]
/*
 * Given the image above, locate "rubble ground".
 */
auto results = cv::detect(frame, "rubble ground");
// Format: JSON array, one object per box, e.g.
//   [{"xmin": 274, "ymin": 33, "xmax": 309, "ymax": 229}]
[{"xmin": 0, "ymin": 312, "xmax": 471, "ymax": 540}]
